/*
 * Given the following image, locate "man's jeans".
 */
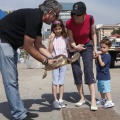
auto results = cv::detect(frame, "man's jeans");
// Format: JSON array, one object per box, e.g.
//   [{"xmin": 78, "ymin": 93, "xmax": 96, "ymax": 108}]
[{"xmin": 0, "ymin": 39, "xmax": 27, "ymax": 120}]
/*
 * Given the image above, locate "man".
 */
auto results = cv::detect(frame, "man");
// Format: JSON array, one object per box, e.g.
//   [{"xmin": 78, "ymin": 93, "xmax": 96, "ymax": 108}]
[{"xmin": 0, "ymin": 0, "xmax": 62, "ymax": 120}]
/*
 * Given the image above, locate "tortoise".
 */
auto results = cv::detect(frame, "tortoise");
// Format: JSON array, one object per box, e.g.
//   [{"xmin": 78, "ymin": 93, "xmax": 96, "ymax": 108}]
[{"xmin": 42, "ymin": 52, "xmax": 80, "ymax": 79}]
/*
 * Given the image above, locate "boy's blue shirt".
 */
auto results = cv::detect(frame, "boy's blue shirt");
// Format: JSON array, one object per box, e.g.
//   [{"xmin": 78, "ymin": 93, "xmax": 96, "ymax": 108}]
[{"xmin": 96, "ymin": 53, "xmax": 111, "ymax": 80}]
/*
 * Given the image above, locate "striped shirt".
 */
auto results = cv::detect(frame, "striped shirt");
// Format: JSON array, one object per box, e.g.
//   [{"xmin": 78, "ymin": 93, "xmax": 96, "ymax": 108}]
[{"xmin": 52, "ymin": 36, "xmax": 68, "ymax": 57}]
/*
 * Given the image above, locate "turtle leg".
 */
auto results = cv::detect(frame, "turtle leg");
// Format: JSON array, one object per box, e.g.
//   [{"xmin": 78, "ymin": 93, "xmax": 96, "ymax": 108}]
[
  {"xmin": 68, "ymin": 52, "xmax": 80, "ymax": 64},
  {"xmin": 42, "ymin": 70, "xmax": 47, "ymax": 79},
  {"xmin": 67, "ymin": 58, "xmax": 72, "ymax": 64}
]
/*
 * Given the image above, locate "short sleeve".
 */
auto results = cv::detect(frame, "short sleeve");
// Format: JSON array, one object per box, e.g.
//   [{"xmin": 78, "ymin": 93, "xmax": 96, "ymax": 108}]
[
  {"xmin": 102, "ymin": 54, "xmax": 111, "ymax": 65},
  {"xmin": 25, "ymin": 11, "xmax": 42, "ymax": 39}
]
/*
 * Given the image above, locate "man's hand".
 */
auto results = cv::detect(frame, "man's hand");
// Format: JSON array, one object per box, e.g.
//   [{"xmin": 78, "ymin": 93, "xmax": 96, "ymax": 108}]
[{"xmin": 48, "ymin": 59, "xmax": 57, "ymax": 65}]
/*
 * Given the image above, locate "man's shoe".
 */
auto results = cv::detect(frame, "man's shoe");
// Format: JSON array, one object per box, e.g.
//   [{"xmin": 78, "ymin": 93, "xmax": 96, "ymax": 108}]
[
  {"xmin": 26, "ymin": 112, "xmax": 39, "ymax": 118},
  {"xmin": 22, "ymin": 116, "xmax": 34, "ymax": 120}
]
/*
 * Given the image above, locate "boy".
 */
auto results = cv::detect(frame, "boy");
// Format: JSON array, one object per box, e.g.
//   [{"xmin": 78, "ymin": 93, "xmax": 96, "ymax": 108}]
[{"xmin": 96, "ymin": 39, "xmax": 114, "ymax": 108}]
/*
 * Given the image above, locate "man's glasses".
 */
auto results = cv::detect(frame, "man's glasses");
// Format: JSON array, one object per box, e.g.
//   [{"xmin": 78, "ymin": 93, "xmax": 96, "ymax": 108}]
[{"xmin": 52, "ymin": 11, "xmax": 59, "ymax": 18}]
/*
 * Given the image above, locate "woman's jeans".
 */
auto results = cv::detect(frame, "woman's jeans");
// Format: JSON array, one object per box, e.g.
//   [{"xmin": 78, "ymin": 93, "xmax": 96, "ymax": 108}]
[
  {"xmin": 69, "ymin": 42, "xmax": 96, "ymax": 85},
  {"xmin": 0, "ymin": 38, "xmax": 27, "ymax": 120}
]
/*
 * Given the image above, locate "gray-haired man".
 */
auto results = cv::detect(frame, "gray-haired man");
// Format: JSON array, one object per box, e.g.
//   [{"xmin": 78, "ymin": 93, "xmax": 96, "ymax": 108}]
[{"xmin": 0, "ymin": 0, "xmax": 62, "ymax": 120}]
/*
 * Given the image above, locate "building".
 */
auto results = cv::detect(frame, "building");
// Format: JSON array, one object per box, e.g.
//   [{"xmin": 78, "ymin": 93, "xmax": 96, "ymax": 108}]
[{"xmin": 96, "ymin": 24, "xmax": 120, "ymax": 42}]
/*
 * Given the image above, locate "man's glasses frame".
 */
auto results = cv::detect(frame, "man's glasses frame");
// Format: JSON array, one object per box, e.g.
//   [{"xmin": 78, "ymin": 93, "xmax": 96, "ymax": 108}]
[{"xmin": 52, "ymin": 11, "xmax": 59, "ymax": 18}]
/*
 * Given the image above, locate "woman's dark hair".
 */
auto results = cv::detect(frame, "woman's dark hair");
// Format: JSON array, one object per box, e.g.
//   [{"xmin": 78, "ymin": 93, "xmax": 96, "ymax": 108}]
[{"xmin": 51, "ymin": 19, "xmax": 67, "ymax": 38}]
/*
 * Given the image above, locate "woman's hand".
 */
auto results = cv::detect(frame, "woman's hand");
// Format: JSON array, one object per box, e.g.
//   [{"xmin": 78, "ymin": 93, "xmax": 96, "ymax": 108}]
[
  {"xmin": 93, "ymin": 49, "xmax": 99, "ymax": 58},
  {"xmin": 76, "ymin": 44, "xmax": 86, "ymax": 51}
]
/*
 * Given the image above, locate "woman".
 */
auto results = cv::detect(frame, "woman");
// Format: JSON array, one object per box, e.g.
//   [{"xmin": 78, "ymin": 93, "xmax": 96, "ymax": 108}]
[{"xmin": 66, "ymin": 1, "xmax": 98, "ymax": 110}]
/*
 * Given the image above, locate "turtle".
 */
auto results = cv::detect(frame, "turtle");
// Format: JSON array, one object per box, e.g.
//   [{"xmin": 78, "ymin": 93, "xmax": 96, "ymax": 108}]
[{"xmin": 42, "ymin": 52, "xmax": 80, "ymax": 79}]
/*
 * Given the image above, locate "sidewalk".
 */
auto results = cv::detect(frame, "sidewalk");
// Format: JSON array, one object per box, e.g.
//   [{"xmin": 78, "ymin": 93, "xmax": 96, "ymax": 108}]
[{"xmin": 0, "ymin": 61, "xmax": 120, "ymax": 120}]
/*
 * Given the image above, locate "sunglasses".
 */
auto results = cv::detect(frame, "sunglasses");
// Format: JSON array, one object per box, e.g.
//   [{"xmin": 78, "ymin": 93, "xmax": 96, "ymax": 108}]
[
  {"xmin": 52, "ymin": 11, "xmax": 59, "ymax": 18},
  {"xmin": 71, "ymin": 13, "xmax": 83, "ymax": 16}
]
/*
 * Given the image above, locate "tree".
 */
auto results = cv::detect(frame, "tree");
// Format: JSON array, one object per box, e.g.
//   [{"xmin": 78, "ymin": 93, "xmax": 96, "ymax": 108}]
[{"xmin": 111, "ymin": 28, "xmax": 120, "ymax": 35}]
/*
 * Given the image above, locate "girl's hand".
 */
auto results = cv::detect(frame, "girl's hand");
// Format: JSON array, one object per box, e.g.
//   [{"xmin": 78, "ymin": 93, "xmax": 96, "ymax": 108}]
[{"xmin": 49, "ymin": 32, "xmax": 55, "ymax": 42}]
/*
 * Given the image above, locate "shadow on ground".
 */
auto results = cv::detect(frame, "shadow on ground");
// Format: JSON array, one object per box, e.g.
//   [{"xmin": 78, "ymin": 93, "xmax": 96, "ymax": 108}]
[{"xmin": 0, "ymin": 92, "xmax": 93, "ymax": 119}]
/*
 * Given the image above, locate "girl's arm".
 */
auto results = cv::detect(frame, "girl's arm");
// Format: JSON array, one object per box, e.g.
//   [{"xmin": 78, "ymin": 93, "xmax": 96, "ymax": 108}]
[{"xmin": 48, "ymin": 33, "xmax": 55, "ymax": 53}]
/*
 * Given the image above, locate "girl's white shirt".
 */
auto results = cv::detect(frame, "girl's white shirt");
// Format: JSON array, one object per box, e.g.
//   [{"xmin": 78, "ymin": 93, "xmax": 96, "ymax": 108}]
[{"xmin": 52, "ymin": 36, "xmax": 68, "ymax": 57}]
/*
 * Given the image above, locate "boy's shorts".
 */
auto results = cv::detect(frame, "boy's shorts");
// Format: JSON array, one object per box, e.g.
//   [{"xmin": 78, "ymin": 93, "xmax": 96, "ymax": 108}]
[{"xmin": 97, "ymin": 80, "xmax": 111, "ymax": 93}]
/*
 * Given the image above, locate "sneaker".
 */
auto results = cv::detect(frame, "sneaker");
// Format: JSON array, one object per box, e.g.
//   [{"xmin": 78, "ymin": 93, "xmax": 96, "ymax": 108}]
[
  {"xmin": 22, "ymin": 116, "xmax": 34, "ymax": 120},
  {"xmin": 91, "ymin": 104, "xmax": 98, "ymax": 111},
  {"xmin": 96, "ymin": 98, "xmax": 106, "ymax": 105},
  {"xmin": 103, "ymin": 101, "xmax": 114, "ymax": 108},
  {"xmin": 75, "ymin": 99, "xmax": 86, "ymax": 107},
  {"xmin": 26, "ymin": 112, "xmax": 39, "ymax": 118},
  {"xmin": 59, "ymin": 99, "xmax": 66, "ymax": 108},
  {"xmin": 52, "ymin": 100, "xmax": 61, "ymax": 109}
]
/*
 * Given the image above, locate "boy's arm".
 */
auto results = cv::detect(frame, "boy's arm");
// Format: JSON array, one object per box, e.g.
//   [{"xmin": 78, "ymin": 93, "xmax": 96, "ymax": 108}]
[{"xmin": 97, "ymin": 55, "xmax": 105, "ymax": 67}]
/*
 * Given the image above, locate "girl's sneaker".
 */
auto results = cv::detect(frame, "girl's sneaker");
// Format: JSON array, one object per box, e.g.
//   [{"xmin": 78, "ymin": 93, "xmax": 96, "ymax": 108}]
[
  {"xmin": 59, "ymin": 99, "xmax": 66, "ymax": 108},
  {"xmin": 103, "ymin": 101, "xmax": 114, "ymax": 108},
  {"xmin": 52, "ymin": 100, "xmax": 61, "ymax": 109},
  {"xmin": 96, "ymin": 98, "xmax": 106, "ymax": 105}
]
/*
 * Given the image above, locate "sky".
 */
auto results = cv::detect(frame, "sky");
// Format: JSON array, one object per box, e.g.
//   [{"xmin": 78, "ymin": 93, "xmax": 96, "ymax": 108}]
[{"xmin": 0, "ymin": 0, "xmax": 120, "ymax": 25}]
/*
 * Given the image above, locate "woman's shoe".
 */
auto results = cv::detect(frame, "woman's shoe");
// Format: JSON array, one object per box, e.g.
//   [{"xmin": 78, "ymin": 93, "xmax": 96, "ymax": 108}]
[
  {"xmin": 75, "ymin": 99, "xmax": 86, "ymax": 107},
  {"xmin": 91, "ymin": 104, "xmax": 98, "ymax": 111}
]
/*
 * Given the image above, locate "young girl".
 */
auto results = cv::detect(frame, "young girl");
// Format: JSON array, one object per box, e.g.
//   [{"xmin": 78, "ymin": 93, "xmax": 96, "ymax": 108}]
[
  {"xmin": 48, "ymin": 19, "xmax": 75, "ymax": 108},
  {"xmin": 96, "ymin": 39, "xmax": 114, "ymax": 108}
]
